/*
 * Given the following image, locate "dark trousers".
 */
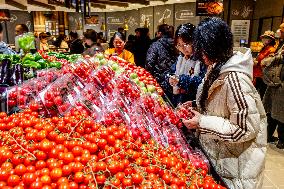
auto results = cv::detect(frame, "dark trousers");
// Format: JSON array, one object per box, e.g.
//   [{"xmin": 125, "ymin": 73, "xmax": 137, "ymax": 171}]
[
  {"xmin": 267, "ymin": 113, "xmax": 284, "ymax": 142},
  {"xmin": 255, "ymin": 77, "xmax": 267, "ymax": 99}
]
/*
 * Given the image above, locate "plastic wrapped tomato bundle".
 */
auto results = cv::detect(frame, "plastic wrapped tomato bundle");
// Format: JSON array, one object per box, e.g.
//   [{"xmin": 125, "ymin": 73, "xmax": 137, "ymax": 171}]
[
  {"xmin": 87, "ymin": 66, "xmax": 115, "ymax": 87},
  {"xmin": 6, "ymin": 86, "xmax": 19, "ymax": 112},
  {"xmin": 38, "ymin": 73, "xmax": 84, "ymax": 116},
  {"xmin": 36, "ymin": 68, "xmax": 63, "ymax": 82}
]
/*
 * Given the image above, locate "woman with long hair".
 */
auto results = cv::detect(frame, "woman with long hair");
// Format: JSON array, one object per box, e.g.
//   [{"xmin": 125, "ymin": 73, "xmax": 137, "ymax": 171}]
[
  {"xmin": 164, "ymin": 23, "xmax": 206, "ymax": 107},
  {"xmin": 182, "ymin": 17, "xmax": 267, "ymax": 189}
]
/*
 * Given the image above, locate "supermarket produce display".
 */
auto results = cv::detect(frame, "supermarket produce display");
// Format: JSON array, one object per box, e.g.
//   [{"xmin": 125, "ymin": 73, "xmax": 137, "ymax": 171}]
[{"xmin": 0, "ymin": 52, "xmax": 227, "ymax": 188}]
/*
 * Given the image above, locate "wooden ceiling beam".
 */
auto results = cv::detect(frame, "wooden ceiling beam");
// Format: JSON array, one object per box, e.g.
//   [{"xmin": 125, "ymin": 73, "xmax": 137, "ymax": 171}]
[
  {"xmin": 5, "ymin": 0, "xmax": 27, "ymax": 10},
  {"xmin": 92, "ymin": 0, "xmax": 129, "ymax": 7},
  {"xmin": 90, "ymin": 2, "xmax": 106, "ymax": 9},
  {"xmin": 100, "ymin": 0, "xmax": 149, "ymax": 5},
  {"xmin": 27, "ymin": 0, "xmax": 56, "ymax": 10}
]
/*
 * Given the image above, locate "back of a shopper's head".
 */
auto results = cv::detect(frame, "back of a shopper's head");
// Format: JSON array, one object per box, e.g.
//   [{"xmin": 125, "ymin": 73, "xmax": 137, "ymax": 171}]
[
  {"xmin": 83, "ymin": 29, "xmax": 97, "ymax": 46},
  {"xmin": 69, "ymin": 31, "xmax": 79, "ymax": 40},
  {"xmin": 39, "ymin": 32, "xmax": 48, "ymax": 43},
  {"xmin": 193, "ymin": 17, "xmax": 233, "ymax": 65},
  {"xmin": 157, "ymin": 24, "xmax": 174, "ymax": 38},
  {"xmin": 15, "ymin": 24, "xmax": 29, "ymax": 36}
]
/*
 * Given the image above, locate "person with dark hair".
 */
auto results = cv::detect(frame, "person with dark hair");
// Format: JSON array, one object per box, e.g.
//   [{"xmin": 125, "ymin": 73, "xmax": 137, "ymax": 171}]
[
  {"xmin": 135, "ymin": 28, "xmax": 141, "ymax": 39},
  {"xmin": 97, "ymin": 32, "xmax": 106, "ymax": 44},
  {"xmin": 0, "ymin": 24, "xmax": 15, "ymax": 54},
  {"xmin": 69, "ymin": 31, "xmax": 84, "ymax": 54},
  {"xmin": 253, "ymin": 31, "xmax": 276, "ymax": 98},
  {"xmin": 181, "ymin": 17, "xmax": 266, "ymax": 189},
  {"xmin": 146, "ymin": 24, "xmax": 177, "ymax": 96},
  {"xmin": 15, "ymin": 24, "xmax": 29, "ymax": 52},
  {"xmin": 15, "ymin": 24, "xmax": 29, "ymax": 36},
  {"xmin": 105, "ymin": 32, "xmax": 135, "ymax": 64},
  {"xmin": 124, "ymin": 34, "xmax": 135, "ymax": 53},
  {"xmin": 39, "ymin": 32, "xmax": 49, "ymax": 52},
  {"xmin": 82, "ymin": 29, "xmax": 103, "ymax": 57},
  {"xmin": 133, "ymin": 28, "xmax": 151, "ymax": 67},
  {"xmin": 164, "ymin": 23, "xmax": 206, "ymax": 107},
  {"xmin": 117, "ymin": 27, "xmax": 124, "ymax": 34},
  {"xmin": 261, "ymin": 23, "xmax": 284, "ymax": 148},
  {"xmin": 54, "ymin": 34, "xmax": 68, "ymax": 49}
]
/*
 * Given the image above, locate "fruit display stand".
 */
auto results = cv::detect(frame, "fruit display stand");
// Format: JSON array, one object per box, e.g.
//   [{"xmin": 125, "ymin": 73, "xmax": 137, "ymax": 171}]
[{"xmin": 0, "ymin": 52, "xmax": 228, "ymax": 189}]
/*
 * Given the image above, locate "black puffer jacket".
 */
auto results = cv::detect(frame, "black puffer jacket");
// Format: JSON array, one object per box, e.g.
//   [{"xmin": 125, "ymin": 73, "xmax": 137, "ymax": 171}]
[
  {"xmin": 69, "ymin": 39, "xmax": 84, "ymax": 54},
  {"xmin": 146, "ymin": 37, "xmax": 177, "ymax": 93}
]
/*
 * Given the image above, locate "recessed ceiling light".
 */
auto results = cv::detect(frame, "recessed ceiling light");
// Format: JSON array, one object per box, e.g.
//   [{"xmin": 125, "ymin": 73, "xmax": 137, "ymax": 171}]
[{"xmin": 176, "ymin": 0, "xmax": 181, "ymax": 1}]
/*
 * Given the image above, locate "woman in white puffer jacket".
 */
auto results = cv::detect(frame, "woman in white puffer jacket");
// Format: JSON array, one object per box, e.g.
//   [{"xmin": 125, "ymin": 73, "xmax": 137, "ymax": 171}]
[{"xmin": 182, "ymin": 17, "xmax": 267, "ymax": 189}]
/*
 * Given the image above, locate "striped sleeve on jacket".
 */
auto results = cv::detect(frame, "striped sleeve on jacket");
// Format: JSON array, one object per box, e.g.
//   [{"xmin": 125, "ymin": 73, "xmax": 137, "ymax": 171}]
[{"xmin": 199, "ymin": 72, "xmax": 261, "ymax": 142}]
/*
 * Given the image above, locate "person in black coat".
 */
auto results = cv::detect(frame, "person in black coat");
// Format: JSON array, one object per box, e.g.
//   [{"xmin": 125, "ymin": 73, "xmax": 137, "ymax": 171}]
[
  {"xmin": 69, "ymin": 31, "xmax": 84, "ymax": 54},
  {"xmin": 146, "ymin": 24, "xmax": 177, "ymax": 97},
  {"xmin": 133, "ymin": 28, "xmax": 152, "ymax": 68}
]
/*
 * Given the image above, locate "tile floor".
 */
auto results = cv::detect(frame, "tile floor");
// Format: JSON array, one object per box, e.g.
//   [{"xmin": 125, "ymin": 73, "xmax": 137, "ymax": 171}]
[{"xmin": 263, "ymin": 144, "xmax": 284, "ymax": 189}]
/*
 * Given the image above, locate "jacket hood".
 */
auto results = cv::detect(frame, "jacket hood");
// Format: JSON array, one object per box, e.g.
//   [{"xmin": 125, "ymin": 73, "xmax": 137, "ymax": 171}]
[
  {"xmin": 0, "ymin": 42, "xmax": 15, "ymax": 55},
  {"xmin": 220, "ymin": 47, "xmax": 253, "ymax": 79}
]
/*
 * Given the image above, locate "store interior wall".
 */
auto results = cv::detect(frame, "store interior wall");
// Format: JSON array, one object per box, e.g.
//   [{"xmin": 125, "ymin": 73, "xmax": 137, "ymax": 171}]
[
  {"xmin": 2, "ymin": 1, "xmax": 284, "ymax": 45},
  {"xmin": 251, "ymin": 0, "xmax": 284, "ymax": 41},
  {"xmin": 1, "ymin": 10, "xmax": 33, "ymax": 44}
]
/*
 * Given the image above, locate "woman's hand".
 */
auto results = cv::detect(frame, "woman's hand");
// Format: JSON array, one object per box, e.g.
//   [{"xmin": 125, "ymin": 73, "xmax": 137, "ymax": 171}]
[
  {"xmin": 182, "ymin": 109, "xmax": 202, "ymax": 129},
  {"xmin": 169, "ymin": 76, "xmax": 179, "ymax": 86},
  {"xmin": 179, "ymin": 101, "xmax": 193, "ymax": 109}
]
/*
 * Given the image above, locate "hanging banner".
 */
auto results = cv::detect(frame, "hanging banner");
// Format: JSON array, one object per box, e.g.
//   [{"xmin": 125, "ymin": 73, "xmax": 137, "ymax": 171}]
[{"xmin": 196, "ymin": 0, "xmax": 223, "ymax": 16}]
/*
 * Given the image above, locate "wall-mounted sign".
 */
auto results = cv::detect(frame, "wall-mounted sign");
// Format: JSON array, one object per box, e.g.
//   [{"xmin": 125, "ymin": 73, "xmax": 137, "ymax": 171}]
[
  {"xmin": 85, "ymin": 15, "xmax": 99, "ymax": 25},
  {"xmin": 175, "ymin": 10, "xmax": 194, "ymax": 20},
  {"xmin": 231, "ymin": 20, "xmax": 250, "ymax": 47},
  {"xmin": 0, "ymin": 10, "xmax": 10, "ymax": 21},
  {"xmin": 140, "ymin": 14, "xmax": 152, "ymax": 27},
  {"xmin": 107, "ymin": 17, "xmax": 124, "ymax": 25},
  {"xmin": 196, "ymin": 0, "xmax": 223, "ymax": 16}
]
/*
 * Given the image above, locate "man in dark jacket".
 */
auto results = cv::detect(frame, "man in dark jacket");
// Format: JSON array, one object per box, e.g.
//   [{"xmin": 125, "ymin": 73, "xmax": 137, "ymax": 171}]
[
  {"xmin": 146, "ymin": 24, "xmax": 177, "ymax": 97},
  {"xmin": 69, "ymin": 31, "xmax": 84, "ymax": 54},
  {"xmin": 133, "ymin": 28, "xmax": 152, "ymax": 68}
]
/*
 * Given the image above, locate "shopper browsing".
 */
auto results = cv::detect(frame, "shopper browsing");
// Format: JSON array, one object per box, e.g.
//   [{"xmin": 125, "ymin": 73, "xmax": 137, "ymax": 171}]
[
  {"xmin": 253, "ymin": 31, "xmax": 276, "ymax": 98},
  {"xmin": 54, "ymin": 34, "xmax": 69, "ymax": 49},
  {"xmin": 105, "ymin": 32, "xmax": 135, "ymax": 64},
  {"xmin": 133, "ymin": 28, "xmax": 152, "ymax": 68},
  {"xmin": 15, "ymin": 24, "xmax": 29, "ymax": 53},
  {"xmin": 82, "ymin": 29, "xmax": 103, "ymax": 57},
  {"xmin": 146, "ymin": 24, "xmax": 177, "ymax": 97},
  {"xmin": 68, "ymin": 31, "xmax": 84, "ymax": 54},
  {"xmin": 182, "ymin": 17, "xmax": 267, "ymax": 189},
  {"xmin": 261, "ymin": 23, "xmax": 284, "ymax": 148},
  {"xmin": 164, "ymin": 23, "xmax": 206, "ymax": 107},
  {"xmin": 39, "ymin": 33, "xmax": 49, "ymax": 52}
]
